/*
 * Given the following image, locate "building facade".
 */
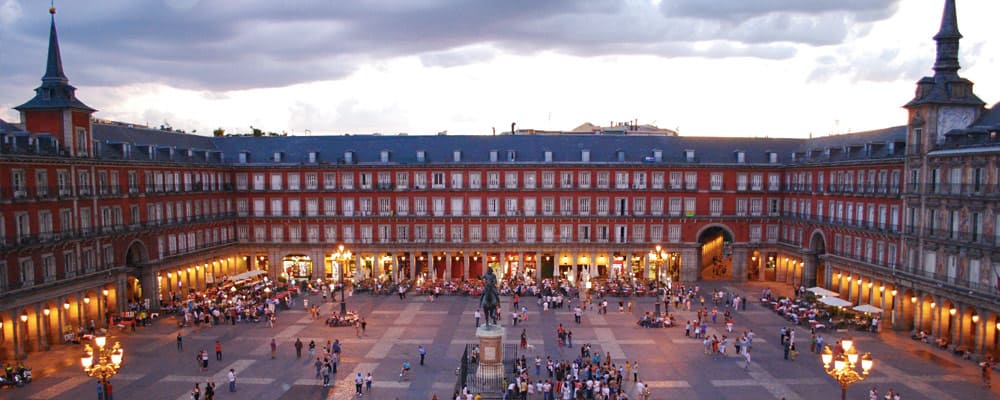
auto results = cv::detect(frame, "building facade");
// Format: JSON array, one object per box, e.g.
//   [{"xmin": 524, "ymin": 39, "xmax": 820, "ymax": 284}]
[{"xmin": 1, "ymin": 0, "xmax": 998, "ymax": 361}]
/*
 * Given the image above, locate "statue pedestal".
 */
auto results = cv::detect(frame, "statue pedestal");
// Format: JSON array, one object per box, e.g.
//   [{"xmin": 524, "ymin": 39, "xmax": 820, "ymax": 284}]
[{"xmin": 473, "ymin": 325, "xmax": 505, "ymax": 392}]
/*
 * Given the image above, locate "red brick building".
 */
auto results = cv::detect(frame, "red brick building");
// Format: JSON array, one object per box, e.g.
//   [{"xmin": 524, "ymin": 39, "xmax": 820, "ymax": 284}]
[{"xmin": 1, "ymin": 1, "xmax": 998, "ymax": 361}]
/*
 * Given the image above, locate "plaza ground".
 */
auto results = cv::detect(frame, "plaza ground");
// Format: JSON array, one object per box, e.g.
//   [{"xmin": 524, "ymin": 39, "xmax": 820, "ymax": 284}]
[{"xmin": 3, "ymin": 281, "xmax": 998, "ymax": 400}]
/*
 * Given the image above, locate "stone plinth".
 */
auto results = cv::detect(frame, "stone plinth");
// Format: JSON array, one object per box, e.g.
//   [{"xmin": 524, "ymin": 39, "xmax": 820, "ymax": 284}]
[{"xmin": 473, "ymin": 325, "xmax": 505, "ymax": 393}]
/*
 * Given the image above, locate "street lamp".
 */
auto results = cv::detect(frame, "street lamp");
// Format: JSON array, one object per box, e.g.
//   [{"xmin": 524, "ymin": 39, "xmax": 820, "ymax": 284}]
[
  {"xmin": 81, "ymin": 335, "xmax": 124, "ymax": 400},
  {"xmin": 821, "ymin": 337, "xmax": 873, "ymax": 400},
  {"xmin": 333, "ymin": 245, "xmax": 352, "ymax": 315},
  {"xmin": 651, "ymin": 245, "xmax": 666, "ymax": 316}
]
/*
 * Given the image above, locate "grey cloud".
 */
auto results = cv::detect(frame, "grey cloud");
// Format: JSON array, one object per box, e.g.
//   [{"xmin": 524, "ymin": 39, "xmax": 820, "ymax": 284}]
[{"xmin": 1, "ymin": 0, "xmax": 899, "ymax": 94}]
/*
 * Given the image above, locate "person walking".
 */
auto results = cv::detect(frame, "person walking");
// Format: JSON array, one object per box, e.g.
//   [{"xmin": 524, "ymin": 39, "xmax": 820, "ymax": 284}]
[
  {"xmin": 177, "ymin": 333, "xmax": 183, "ymax": 351},
  {"xmin": 355, "ymin": 372, "xmax": 364, "ymax": 396},
  {"xmin": 365, "ymin": 372, "xmax": 373, "ymax": 393},
  {"xmin": 632, "ymin": 361, "xmax": 639, "ymax": 382},
  {"xmin": 475, "ymin": 310, "xmax": 481, "ymax": 328},
  {"xmin": 314, "ymin": 357, "xmax": 323, "ymax": 379},
  {"xmin": 309, "ymin": 340, "xmax": 316, "ymax": 357},
  {"xmin": 227, "ymin": 369, "xmax": 236, "ymax": 392},
  {"xmin": 191, "ymin": 383, "xmax": 201, "ymax": 400},
  {"xmin": 215, "ymin": 341, "xmax": 222, "ymax": 361},
  {"xmin": 204, "ymin": 381, "xmax": 215, "ymax": 400},
  {"xmin": 419, "ymin": 345, "xmax": 427, "ymax": 366},
  {"xmin": 321, "ymin": 362, "xmax": 332, "ymax": 387},
  {"xmin": 105, "ymin": 381, "xmax": 114, "ymax": 400},
  {"xmin": 201, "ymin": 349, "xmax": 209, "ymax": 371},
  {"xmin": 270, "ymin": 338, "xmax": 277, "ymax": 359},
  {"xmin": 295, "ymin": 338, "xmax": 303, "ymax": 359}
]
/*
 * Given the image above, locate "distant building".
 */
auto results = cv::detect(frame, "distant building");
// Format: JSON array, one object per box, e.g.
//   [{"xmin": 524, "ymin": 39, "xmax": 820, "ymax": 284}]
[{"xmin": 0, "ymin": 0, "xmax": 997, "ymax": 361}]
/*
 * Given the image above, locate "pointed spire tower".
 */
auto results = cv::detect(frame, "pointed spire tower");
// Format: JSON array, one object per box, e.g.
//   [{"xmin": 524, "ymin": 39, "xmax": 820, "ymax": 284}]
[
  {"xmin": 15, "ymin": 6, "xmax": 96, "ymax": 157},
  {"xmin": 904, "ymin": 0, "xmax": 985, "ymax": 153}
]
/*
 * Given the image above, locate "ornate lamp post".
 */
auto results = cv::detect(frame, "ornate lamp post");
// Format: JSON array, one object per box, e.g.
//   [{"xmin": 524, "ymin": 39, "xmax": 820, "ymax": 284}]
[
  {"xmin": 81, "ymin": 336, "xmax": 123, "ymax": 400},
  {"xmin": 651, "ymin": 245, "xmax": 667, "ymax": 316},
  {"xmin": 333, "ymin": 245, "xmax": 352, "ymax": 315},
  {"xmin": 821, "ymin": 337, "xmax": 873, "ymax": 400}
]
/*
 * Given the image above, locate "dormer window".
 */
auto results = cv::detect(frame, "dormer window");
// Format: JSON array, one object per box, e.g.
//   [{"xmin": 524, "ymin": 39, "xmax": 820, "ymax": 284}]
[
  {"xmin": 308, "ymin": 152, "xmax": 317, "ymax": 163},
  {"xmin": 416, "ymin": 150, "xmax": 426, "ymax": 163},
  {"xmin": 768, "ymin": 152, "xmax": 778, "ymax": 164},
  {"xmin": 581, "ymin": 150, "xmax": 590, "ymax": 162},
  {"xmin": 544, "ymin": 150, "xmax": 553, "ymax": 163},
  {"xmin": 453, "ymin": 150, "xmax": 462, "ymax": 162},
  {"xmin": 380, "ymin": 150, "xmax": 390, "ymax": 163},
  {"xmin": 344, "ymin": 151, "xmax": 354, "ymax": 164},
  {"xmin": 684, "ymin": 150, "xmax": 695, "ymax": 162},
  {"xmin": 653, "ymin": 149, "xmax": 663, "ymax": 162},
  {"xmin": 489, "ymin": 150, "xmax": 498, "ymax": 162},
  {"xmin": 616, "ymin": 150, "xmax": 625, "ymax": 162},
  {"xmin": 273, "ymin": 152, "xmax": 283, "ymax": 162},
  {"xmin": 736, "ymin": 151, "xmax": 745, "ymax": 163},
  {"xmin": 507, "ymin": 150, "xmax": 516, "ymax": 162}
]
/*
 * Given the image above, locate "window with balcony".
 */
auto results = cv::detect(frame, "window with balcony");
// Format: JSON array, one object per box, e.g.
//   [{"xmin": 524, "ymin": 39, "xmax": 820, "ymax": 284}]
[
  {"xmin": 597, "ymin": 171, "xmax": 610, "ymax": 189},
  {"xmin": 505, "ymin": 172, "xmax": 518, "ymax": 189},
  {"xmin": 343, "ymin": 198, "xmax": 355, "ymax": 216},
  {"xmin": 710, "ymin": 173, "xmax": 723, "ymax": 191},
  {"xmin": 633, "ymin": 197, "xmax": 645, "ymax": 215},
  {"xmin": 468, "ymin": 225, "xmax": 481, "ymax": 242},
  {"xmin": 579, "ymin": 197, "xmax": 591, "ymax": 215},
  {"xmin": 524, "ymin": 172, "xmax": 536, "ymax": 189},
  {"xmin": 710, "ymin": 198, "xmax": 722, "ymax": 216},
  {"xmin": 542, "ymin": 171, "xmax": 555, "ymax": 188},
  {"xmin": 506, "ymin": 224, "xmax": 519, "ymax": 242},
  {"xmin": 542, "ymin": 197, "xmax": 554, "ymax": 216},
  {"xmin": 561, "ymin": 171, "xmax": 574, "ymax": 188},
  {"xmin": 524, "ymin": 224, "xmax": 536, "ymax": 243},
  {"xmin": 486, "ymin": 172, "xmax": 500, "ymax": 189},
  {"xmin": 342, "ymin": 173, "xmax": 355, "ymax": 190},
  {"xmin": 505, "ymin": 198, "xmax": 518, "ymax": 216},
  {"xmin": 487, "ymin": 224, "xmax": 499, "ymax": 243},
  {"xmin": 432, "ymin": 172, "xmax": 445, "ymax": 189},
  {"xmin": 615, "ymin": 172, "xmax": 628, "ymax": 189},
  {"xmin": 270, "ymin": 173, "xmax": 283, "ymax": 191},
  {"xmin": 469, "ymin": 172, "xmax": 481, "ymax": 189},
  {"xmin": 684, "ymin": 172, "xmax": 697, "ymax": 190},
  {"xmin": 579, "ymin": 172, "xmax": 591, "ymax": 188},
  {"xmin": 668, "ymin": 225, "xmax": 681, "ymax": 243}
]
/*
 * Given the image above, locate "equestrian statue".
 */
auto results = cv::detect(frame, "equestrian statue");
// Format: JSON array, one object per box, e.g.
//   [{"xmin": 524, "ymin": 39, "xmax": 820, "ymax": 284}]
[{"xmin": 479, "ymin": 267, "xmax": 501, "ymax": 328}]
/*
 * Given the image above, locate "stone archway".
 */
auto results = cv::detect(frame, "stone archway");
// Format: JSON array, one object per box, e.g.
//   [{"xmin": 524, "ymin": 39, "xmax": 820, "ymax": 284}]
[
  {"xmin": 807, "ymin": 230, "xmax": 826, "ymax": 287},
  {"xmin": 125, "ymin": 240, "xmax": 149, "ymax": 304},
  {"xmin": 696, "ymin": 224, "xmax": 734, "ymax": 281}
]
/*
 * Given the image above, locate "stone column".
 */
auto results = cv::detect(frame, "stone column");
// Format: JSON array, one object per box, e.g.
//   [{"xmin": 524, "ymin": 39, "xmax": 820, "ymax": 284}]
[
  {"xmin": 12, "ymin": 307, "xmax": 23, "ymax": 359},
  {"xmin": 589, "ymin": 251, "xmax": 596, "ymax": 279},
  {"xmin": 731, "ymin": 248, "xmax": 747, "ymax": 283},
  {"xmin": 800, "ymin": 253, "xmax": 815, "ymax": 287},
  {"xmin": 571, "ymin": 252, "xmax": 578, "ymax": 283},
  {"xmin": 643, "ymin": 253, "xmax": 650, "ymax": 280},
  {"xmin": 36, "ymin": 304, "xmax": 49, "ymax": 351},
  {"xmin": 57, "ymin": 296, "xmax": 66, "ymax": 344},
  {"xmin": 680, "ymin": 248, "xmax": 698, "ymax": 282},
  {"xmin": 464, "ymin": 253, "xmax": 471, "ymax": 280},
  {"xmin": 535, "ymin": 251, "xmax": 542, "ymax": 282},
  {"xmin": 409, "ymin": 253, "xmax": 416, "ymax": 280},
  {"xmin": 499, "ymin": 251, "xmax": 507, "ymax": 279},
  {"xmin": 446, "ymin": 253, "xmax": 453, "ymax": 280},
  {"xmin": 312, "ymin": 250, "xmax": 325, "ymax": 281},
  {"xmin": 954, "ymin": 304, "xmax": 966, "ymax": 346}
]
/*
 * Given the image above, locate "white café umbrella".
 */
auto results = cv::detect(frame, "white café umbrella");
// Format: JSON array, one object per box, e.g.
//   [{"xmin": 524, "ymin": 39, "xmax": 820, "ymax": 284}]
[
  {"xmin": 853, "ymin": 304, "xmax": 883, "ymax": 314},
  {"xmin": 819, "ymin": 296, "xmax": 852, "ymax": 307},
  {"xmin": 807, "ymin": 287, "xmax": 840, "ymax": 297}
]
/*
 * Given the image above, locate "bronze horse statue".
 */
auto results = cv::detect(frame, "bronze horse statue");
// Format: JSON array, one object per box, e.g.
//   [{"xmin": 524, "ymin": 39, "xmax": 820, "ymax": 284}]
[{"xmin": 480, "ymin": 267, "xmax": 501, "ymax": 327}]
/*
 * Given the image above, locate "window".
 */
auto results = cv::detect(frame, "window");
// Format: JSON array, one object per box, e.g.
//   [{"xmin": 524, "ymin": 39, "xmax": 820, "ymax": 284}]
[
  {"xmin": 487, "ymin": 172, "xmax": 500, "ymax": 189},
  {"xmin": 651, "ymin": 172, "xmax": 664, "ymax": 189},
  {"xmin": 324, "ymin": 198, "xmax": 337, "ymax": 216},
  {"xmin": 560, "ymin": 197, "xmax": 573, "ymax": 216},
  {"xmin": 307, "ymin": 198, "xmax": 319, "ymax": 216},
  {"xmin": 343, "ymin": 198, "xmax": 355, "ymax": 216},
  {"xmin": 669, "ymin": 172, "xmax": 682, "ymax": 189},
  {"xmin": 469, "ymin": 197, "xmax": 481, "ymax": 216},
  {"xmin": 542, "ymin": 171, "xmax": 555, "ymax": 188},
  {"xmin": 560, "ymin": 225, "xmax": 572, "ymax": 242},
  {"xmin": 684, "ymin": 198, "xmax": 696, "ymax": 216},
  {"xmin": 451, "ymin": 197, "xmax": 464, "ymax": 216},
  {"xmin": 763, "ymin": 173, "xmax": 774, "ymax": 191},
  {"xmin": 468, "ymin": 225, "xmax": 481, "ymax": 242},
  {"xmin": 395, "ymin": 172, "xmax": 408, "ymax": 189},
  {"xmin": 650, "ymin": 198, "xmax": 663, "ymax": 215},
  {"xmin": 543, "ymin": 225, "xmax": 555, "ymax": 243},
  {"xmin": 524, "ymin": 172, "xmax": 536, "ymax": 189},
  {"xmin": 749, "ymin": 198, "xmax": 763, "ymax": 216},
  {"xmin": 432, "ymin": 172, "xmax": 445, "ymax": 189},
  {"xmin": 505, "ymin": 198, "xmax": 518, "ymax": 215},
  {"xmin": 487, "ymin": 198, "xmax": 499, "ymax": 216},
  {"xmin": 414, "ymin": 172, "xmax": 426, "ymax": 189},
  {"xmin": 414, "ymin": 197, "xmax": 427, "ymax": 216},
  {"xmin": 19, "ymin": 258, "xmax": 34, "ymax": 286},
  {"xmin": 342, "ymin": 173, "xmax": 355, "ymax": 189},
  {"xmin": 650, "ymin": 225, "xmax": 663, "ymax": 243},
  {"xmin": 270, "ymin": 173, "xmax": 283, "ymax": 191},
  {"xmin": 749, "ymin": 225, "xmax": 762, "ymax": 242},
  {"xmin": 668, "ymin": 225, "xmax": 681, "ymax": 242},
  {"xmin": 596, "ymin": 197, "xmax": 609, "ymax": 215},
  {"xmin": 395, "ymin": 197, "xmax": 409, "ymax": 216},
  {"xmin": 523, "ymin": 225, "xmax": 536, "ymax": 243},
  {"xmin": 575, "ymin": 171, "xmax": 589, "ymax": 188},
  {"xmin": 578, "ymin": 197, "xmax": 591, "ymax": 215},
  {"xmin": 710, "ymin": 173, "xmax": 723, "ymax": 191},
  {"xmin": 487, "ymin": 224, "xmax": 500, "ymax": 242},
  {"xmin": 306, "ymin": 172, "xmax": 319, "ymax": 190},
  {"xmin": 561, "ymin": 171, "xmax": 573, "ymax": 188},
  {"xmin": 270, "ymin": 198, "xmax": 283, "ymax": 216},
  {"xmin": 506, "ymin": 224, "xmax": 519, "ymax": 242},
  {"xmin": 710, "ymin": 198, "xmax": 723, "ymax": 216},
  {"xmin": 668, "ymin": 198, "xmax": 681, "ymax": 216},
  {"xmin": 615, "ymin": 172, "xmax": 628, "ymax": 189},
  {"xmin": 597, "ymin": 172, "xmax": 610, "ymax": 189},
  {"xmin": 768, "ymin": 198, "xmax": 780, "ymax": 216},
  {"xmin": 542, "ymin": 197, "xmax": 554, "ymax": 216},
  {"xmin": 736, "ymin": 174, "xmax": 748, "ymax": 191},
  {"xmin": 324, "ymin": 172, "xmax": 337, "ymax": 189},
  {"xmin": 288, "ymin": 173, "xmax": 301, "ymax": 190},
  {"xmin": 450, "ymin": 225, "xmax": 463, "ymax": 242},
  {"xmin": 450, "ymin": 172, "xmax": 463, "ymax": 189},
  {"xmin": 505, "ymin": 172, "xmax": 518, "ymax": 189},
  {"xmin": 633, "ymin": 197, "xmax": 645, "ymax": 215},
  {"xmin": 468, "ymin": 172, "xmax": 481, "ymax": 189},
  {"xmin": 578, "ymin": 224, "xmax": 591, "ymax": 241},
  {"xmin": 684, "ymin": 172, "xmax": 697, "ymax": 190}
]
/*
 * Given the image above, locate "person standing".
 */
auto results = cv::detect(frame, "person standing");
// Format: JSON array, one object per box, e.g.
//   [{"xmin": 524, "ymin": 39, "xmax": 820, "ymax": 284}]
[
  {"xmin": 191, "ymin": 383, "xmax": 201, "ymax": 400},
  {"xmin": 321, "ymin": 362, "xmax": 332, "ymax": 387},
  {"xmin": 475, "ymin": 310, "xmax": 481, "ymax": 328},
  {"xmin": 295, "ymin": 338, "xmax": 303, "ymax": 358},
  {"xmin": 215, "ymin": 341, "xmax": 223, "ymax": 361},
  {"xmin": 270, "ymin": 338, "xmax": 277, "ymax": 359},
  {"xmin": 355, "ymin": 372, "xmax": 364, "ymax": 396},
  {"xmin": 309, "ymin": 340, "xmax": 316, "ymax": 357},
  {"xmin": 365, "ymin": 372, "xmax": 373, "ymax": 393},
  {"xmin": 204, "ymin": 381, "xmax": 215, "ymax": 400},
  {"xmin": 419, "ymin": 345, "xmax": 427, "ymax": 366},
  {"xmin": 632, "ymin": 361, "xmax": 639, "ymax": 382},
  {"xmin": 314, "ymin": 357, "xmax": 323, "ymax": 379},
  {"xmin": 201, "ymin": 349, "xmax": 210, "ymax": 371},
  {"xmin": 96, "ymin": 381, "xmax": 104, "ymax": 400},
  {"xmin": 177, "ymin": 333, "xmax": 183, "ymax": 351},
  {"xmin": 105, "ymin": 381, "xmax": 114, "ymax": 400},
  {"xmin": 227, "ymin": 368, "xmax": 236, "ymax": 392}
]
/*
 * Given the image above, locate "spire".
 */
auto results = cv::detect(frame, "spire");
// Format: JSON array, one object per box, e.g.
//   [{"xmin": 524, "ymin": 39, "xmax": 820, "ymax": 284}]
[
  {"xmin": 43, "ymin": 6, "xmax": 68, "ymax": 85},
  {"xmin": 15, "ymin": 6, "xmax": 95, "ymax": 112},
  {"xmin": 933, "ymin": 0, "xmax": 962, "ymax": 77}
]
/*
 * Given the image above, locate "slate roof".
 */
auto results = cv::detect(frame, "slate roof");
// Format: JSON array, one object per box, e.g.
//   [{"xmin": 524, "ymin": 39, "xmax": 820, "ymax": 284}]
[
  {"xmin": 0, "ymin": 119, "xmax": 25, "ymax": 134},
  {"xmin": 211, "ymin": 133, "xmax": 807, "ymax": 166}
]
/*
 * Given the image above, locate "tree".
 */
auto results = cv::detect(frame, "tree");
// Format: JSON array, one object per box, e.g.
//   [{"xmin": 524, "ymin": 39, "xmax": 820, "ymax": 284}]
[
  {"xmin": 251, "ymin": 126, "xmax": 264, "ymax": 137},
  {"xmin": 213, "ymin": 128, "xmax": 225, "ymax": 137}
]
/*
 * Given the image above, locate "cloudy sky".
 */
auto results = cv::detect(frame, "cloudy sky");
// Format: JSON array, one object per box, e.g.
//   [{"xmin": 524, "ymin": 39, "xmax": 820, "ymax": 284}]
[{"xmin": 1, "ymin": 0, "xmax": 998, "ymax": 137}]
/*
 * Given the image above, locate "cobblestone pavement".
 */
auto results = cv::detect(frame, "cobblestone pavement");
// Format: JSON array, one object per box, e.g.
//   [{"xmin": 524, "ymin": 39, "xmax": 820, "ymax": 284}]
[{"xmin": 3, "ymin": 281, "xmax": 999, "ymax": 400}]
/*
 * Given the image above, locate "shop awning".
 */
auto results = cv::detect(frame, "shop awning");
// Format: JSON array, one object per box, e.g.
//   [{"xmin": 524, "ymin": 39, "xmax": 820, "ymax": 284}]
[
  {"xmin": 819, "ymin": 297, "xmax": 852, "ymax": 307},
  {"xmin": 231, "ymin": 269, "xmax": 266, "ymax": 281},
  {"xmin": 853, "ymin": 304, "xmax": 883, "ymax": 314},
  {"xmin": 807, "ymin": 287, "xmax": 840, "ymax": 297}
]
